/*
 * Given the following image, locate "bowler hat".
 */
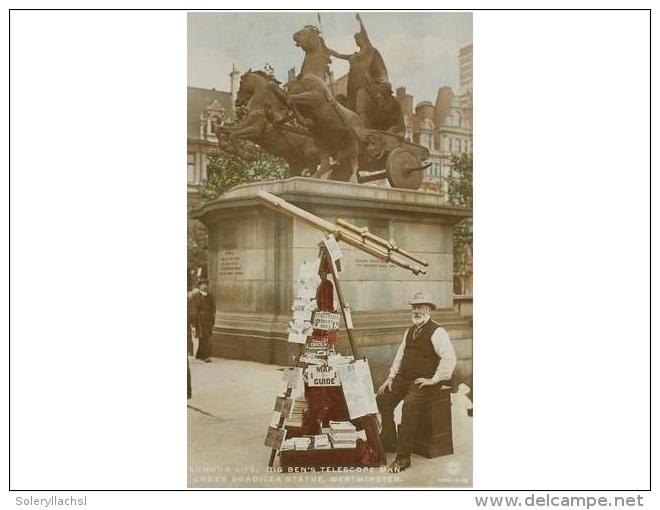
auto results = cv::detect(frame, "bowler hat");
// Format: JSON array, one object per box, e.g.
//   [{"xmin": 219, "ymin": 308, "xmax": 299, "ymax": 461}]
[{"xmin": 409, "ymin": 291, "xmax": 436, "ymax": 310}]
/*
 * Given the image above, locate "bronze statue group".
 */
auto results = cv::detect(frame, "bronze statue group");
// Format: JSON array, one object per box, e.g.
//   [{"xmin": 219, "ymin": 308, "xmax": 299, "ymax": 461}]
[{"xmin": 216, "ymin": 13, "xmax": 408, "ymax": 184}]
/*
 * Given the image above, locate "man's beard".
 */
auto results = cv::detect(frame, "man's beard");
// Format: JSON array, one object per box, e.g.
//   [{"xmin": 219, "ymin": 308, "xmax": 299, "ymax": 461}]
[{"xmin": 412, "ymin": 313, "xmax": 430, "ymax": 327}]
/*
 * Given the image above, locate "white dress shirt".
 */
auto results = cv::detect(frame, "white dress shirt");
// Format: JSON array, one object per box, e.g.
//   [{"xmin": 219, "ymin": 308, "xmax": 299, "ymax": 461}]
[{"xmin": 388, "ymin": 319, "xmax": 457, "ymax": 384}]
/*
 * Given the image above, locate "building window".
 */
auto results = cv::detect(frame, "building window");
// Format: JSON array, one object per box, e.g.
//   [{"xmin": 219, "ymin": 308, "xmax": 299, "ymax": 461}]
[
  {"xmin": 207, "ymin": 116, "xmax": 219, "ymax": 138},
  {"xmin": 187, "ymin": 153, "xmax": 196, "ymax": 184}
]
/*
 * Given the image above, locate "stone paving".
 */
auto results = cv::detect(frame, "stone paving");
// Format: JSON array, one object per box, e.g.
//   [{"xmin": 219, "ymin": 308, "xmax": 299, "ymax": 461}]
[{"xmin": 187, "ymin": 356, "xmax": 472, "ymax": 488}]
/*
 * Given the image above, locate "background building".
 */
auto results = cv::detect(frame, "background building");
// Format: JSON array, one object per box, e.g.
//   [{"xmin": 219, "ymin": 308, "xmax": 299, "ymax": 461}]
[
  {"xmin": 187, "ymin": 73, "xmax": 236, "ymax": 208},
  {"xmin": 332, "ymin": 44, "xmax": 473, "ymax": 196}
]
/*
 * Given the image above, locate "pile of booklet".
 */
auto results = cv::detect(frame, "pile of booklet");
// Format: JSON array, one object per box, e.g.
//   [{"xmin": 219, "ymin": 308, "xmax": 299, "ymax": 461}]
[
  {"xmin": 312, "ymin": 433, "xmax": 331, "ymax": 450},
  {"xmin": 280, "ymin": 433, "xmax": 331, "ymax": 452},
  {"xmin": 280, "ymin": 438, "xmax": 296, "ymax": 451},
  {"xmin": 328, "ymin": 421, "xmax": 358, "ymax": 449},
  {"xmin": 292, "ymin": 437, "xmax": 312, "ymax": 450}
]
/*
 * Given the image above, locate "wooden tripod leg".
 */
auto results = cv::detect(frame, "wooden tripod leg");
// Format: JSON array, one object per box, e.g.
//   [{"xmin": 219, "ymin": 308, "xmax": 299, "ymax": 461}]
[
  {"xmin": 267, "ymin": 445, "xmax": 278, "ymax": 468},
  {"xmin": 267, "ymin": 343, "xmax": 306, "ymax": 468},
  {"xmin": 365, "ymin": 414, "xmax": 387, "ymax": 466},
  {"xmin": 324, "ymin": 245, "xmax": 387, "ymax": 465}
]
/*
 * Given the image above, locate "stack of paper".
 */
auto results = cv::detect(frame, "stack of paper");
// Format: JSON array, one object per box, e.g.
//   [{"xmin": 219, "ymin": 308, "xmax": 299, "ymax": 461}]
[
  {"xmin": 281, "ymin": 438, "xmax": 296, "ymax": 451},
  {"xmin": 292, "ymin": 437, "xmax": 312, "ymax": 450},
  {"xmin": 283, "ymin": 397, "xmax": 308, "ymax": 427},
  {"xmin": 328, "ymin": 421, "xmax": 358, "ymax": 449},
  {"xmin": 313, "ymin": 434, "xmax": 331, "ymax": 450}
]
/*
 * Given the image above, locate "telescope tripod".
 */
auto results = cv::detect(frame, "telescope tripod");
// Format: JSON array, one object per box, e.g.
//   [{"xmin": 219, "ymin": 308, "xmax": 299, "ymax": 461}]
[{"xmin": 267, "ymin": 241, "xmax": 387, "ymax": 468}]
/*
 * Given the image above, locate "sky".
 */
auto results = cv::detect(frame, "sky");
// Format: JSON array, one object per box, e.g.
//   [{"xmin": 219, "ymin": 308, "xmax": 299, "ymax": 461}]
[{"xmin": 188, "ymin": 11, "xmax": 472, "ymax": 104}]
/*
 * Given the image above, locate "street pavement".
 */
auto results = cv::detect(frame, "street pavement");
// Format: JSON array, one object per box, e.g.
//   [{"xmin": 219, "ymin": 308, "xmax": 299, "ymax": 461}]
[{"xmin": 187, "ymin": 356, "xmax": 473, "ymax": 488}]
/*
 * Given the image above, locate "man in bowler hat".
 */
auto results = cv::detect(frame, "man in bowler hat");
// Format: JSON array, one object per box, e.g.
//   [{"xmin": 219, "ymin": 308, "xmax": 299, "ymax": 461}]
[
  {"xmin": 192, "ymin": 279, "xmax": 216, "ymax": 363},
  {"xmin": 376, "ymin": 292, "xmax": 457, "ymax": 472}
]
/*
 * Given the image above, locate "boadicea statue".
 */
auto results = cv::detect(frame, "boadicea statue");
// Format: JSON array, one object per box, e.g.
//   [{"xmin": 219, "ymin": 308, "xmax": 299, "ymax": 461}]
[
  {"xmin": 324, "ymin": 13, "xmax": 405, "ymax": 135},
  {"xmin": 215, "ymin": 13, "xmax": 430, "ymax": 190}
]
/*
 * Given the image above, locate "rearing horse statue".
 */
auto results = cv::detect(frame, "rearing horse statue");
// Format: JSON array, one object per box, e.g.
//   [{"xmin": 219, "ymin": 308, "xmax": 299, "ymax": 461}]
[{"xmin": 216, "ymin": 70, "xmax": 320, "ymax": 176}]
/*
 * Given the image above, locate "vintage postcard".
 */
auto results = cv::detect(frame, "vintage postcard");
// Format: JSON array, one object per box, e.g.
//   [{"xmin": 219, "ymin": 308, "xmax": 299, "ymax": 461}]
[{"xmin": 186, "ymin": 11, "xmax": 473, "ymax": 488}]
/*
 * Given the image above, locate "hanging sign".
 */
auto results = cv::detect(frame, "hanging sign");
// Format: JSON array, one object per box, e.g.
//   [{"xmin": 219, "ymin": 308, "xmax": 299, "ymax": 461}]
[
  {"xmin": 305, "ymin": 365, "xmax": 340, "ymax": 387},
  {"xmin": 312, "ymin": 311, "xmax": 341, "ymax": 331}
]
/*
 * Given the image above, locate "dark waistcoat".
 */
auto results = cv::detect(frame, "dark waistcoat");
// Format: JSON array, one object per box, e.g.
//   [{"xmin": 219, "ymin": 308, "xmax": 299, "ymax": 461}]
[{"xmin": 398, "ymin": 320, "xmax": 441, "ymax": 380}]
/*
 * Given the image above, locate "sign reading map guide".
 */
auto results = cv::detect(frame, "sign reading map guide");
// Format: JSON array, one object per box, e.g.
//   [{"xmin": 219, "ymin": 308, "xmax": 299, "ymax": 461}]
[
  {"xmin": 337, "ymin": 360, "xmax": 379, "ymax": 419},
  {"xmin": 305, "ymin": 365, "xmax": 340, "ymax": 387}
]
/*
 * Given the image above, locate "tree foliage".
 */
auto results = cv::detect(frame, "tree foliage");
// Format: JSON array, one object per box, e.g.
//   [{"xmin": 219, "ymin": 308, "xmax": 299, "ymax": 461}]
[
  {"xmin": 189, "ymin": 136, "xmax": 290, "ymax": 274},
  {"xmin": 200, "ymin": 146, "xmax": 290, "ymax": 201},
  {"xmin": 187, "ymin": 220, "xmax": 209, "ymax": 276},
  {"xmin": 446, "ymin": 152, "xmax": 473, "ymax": 273},
  {"xmin": 447, "ymin": 152, "xmax": 472, "ymax": 208}
]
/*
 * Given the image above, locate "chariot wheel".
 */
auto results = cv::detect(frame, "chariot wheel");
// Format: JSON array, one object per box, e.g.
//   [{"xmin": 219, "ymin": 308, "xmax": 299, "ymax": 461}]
[{"xmin": 385, "ymin": 147, "xmax": 427, "ymax": 190}]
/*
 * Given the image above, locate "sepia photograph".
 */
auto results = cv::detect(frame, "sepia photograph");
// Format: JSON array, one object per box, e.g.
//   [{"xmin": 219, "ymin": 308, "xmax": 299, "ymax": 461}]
[
  {"xmin": 186, "ymin": 11, "xmax": 473, "ymax": 488},
  {"xmin": 9, "ymin": 6, "xmax": 651, "ymax": 505}
]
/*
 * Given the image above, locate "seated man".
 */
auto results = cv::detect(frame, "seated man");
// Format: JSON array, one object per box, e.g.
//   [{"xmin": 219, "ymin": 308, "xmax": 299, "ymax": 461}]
[{"xmin": 376, "ymin": 292, "xmax": 457, "ymax": 472}]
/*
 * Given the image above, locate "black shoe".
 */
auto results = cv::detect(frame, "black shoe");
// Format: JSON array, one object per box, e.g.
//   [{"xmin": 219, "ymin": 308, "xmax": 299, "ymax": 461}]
[
  {"xmin": 203, "ymin": 358, "xmax": 212, "ymax": 363},
  {"xmin": 388, "ymin": 456, "xmax": 411, "ymax": 472}
]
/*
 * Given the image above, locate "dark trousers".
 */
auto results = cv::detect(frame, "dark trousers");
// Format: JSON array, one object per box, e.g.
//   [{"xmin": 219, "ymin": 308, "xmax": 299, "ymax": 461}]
[
  {"xmin": 187, "ymin": 323, "xmax": 194, "ymax": 356},
  {"xmin": 187, "ymin": 358, "xmax": 192, "ymax": 399},
  {"xmin": 195, "ymin": 334, "xmax": 210, "ymax": 360},
  {"xmin": 376, "ymin": 376, "xmax": 443, "ymax": 458}
]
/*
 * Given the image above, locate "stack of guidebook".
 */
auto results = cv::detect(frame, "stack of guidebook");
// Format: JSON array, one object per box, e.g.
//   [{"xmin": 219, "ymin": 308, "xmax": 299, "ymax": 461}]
[
  {"xmin": 312, "ymin": 434, "xmax": 331, "ymax": 450},
  {"xmin": 280, "ymin": 438, "xmax": 296, "ymax": 451},
  {"xmin": 292, "ymin": 437, "xmax": 312, "ymax": 450},
  {"xmin": 328, "ymin": 421, "xmax": 358, "ymax": 449}
]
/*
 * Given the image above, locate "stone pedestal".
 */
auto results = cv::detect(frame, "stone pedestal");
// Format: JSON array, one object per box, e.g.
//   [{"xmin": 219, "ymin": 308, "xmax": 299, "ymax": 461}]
[{"xmin": 189, "ymin": 177, "xmax": 472, "ymax": 383}]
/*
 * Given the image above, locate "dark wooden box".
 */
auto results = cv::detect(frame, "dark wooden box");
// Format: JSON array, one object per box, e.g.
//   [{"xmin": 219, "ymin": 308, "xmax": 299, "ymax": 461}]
[
  {"xmin": 280, "ymin": 448, "xmax": 357, "ymax": 470},
  {"xmin": 413, "ymin": 386, "xmax": 454, "ymax": 458}
]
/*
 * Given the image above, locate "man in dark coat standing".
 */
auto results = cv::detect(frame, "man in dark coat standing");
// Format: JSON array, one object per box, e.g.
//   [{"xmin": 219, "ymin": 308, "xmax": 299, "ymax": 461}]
[
  {"xmin": 192, "ymin": 279, "xmax": 216, "ymax": 363},
  {"xmin": 376, "ymin": 292, "xmax": 457, "ymax": 472}
]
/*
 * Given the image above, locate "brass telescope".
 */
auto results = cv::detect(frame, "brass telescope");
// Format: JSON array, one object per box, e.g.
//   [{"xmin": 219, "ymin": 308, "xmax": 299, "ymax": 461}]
[{"xmin": 257, "ymin": 191, "xmax": 428, "ymax": 275}]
